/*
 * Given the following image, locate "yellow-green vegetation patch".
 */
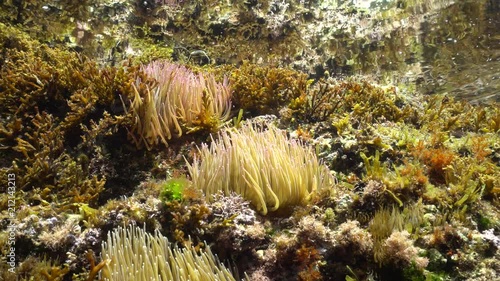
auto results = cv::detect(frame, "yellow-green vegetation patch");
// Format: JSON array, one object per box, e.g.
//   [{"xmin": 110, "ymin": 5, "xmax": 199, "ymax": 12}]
[
  {"xmin": 0, "ymin": 22, "xmax": 142, "ymax": 213},
  {"xmin": 229, "ymin": 62, "xmax": 311, "ymax": 115},
  {"xmin": 127, "ymin": 37, "xmax": 174, "ymax": 65}
]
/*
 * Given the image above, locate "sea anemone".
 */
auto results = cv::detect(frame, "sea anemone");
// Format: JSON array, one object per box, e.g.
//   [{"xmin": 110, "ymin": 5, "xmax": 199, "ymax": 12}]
[
  {"xmin": 100, "ymin": 225, "xmax": 241, "ymax": 281},
  {"xmin": 187, "ymin": 124, "xmax": 334, "ymax": 215},
  {"xmin": 128, "ymin": 61, "xmax": 231, "ymax": 149}
]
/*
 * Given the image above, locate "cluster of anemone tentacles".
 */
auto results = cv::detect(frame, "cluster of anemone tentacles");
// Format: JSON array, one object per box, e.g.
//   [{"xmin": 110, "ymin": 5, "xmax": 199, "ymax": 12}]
[
  {"xmin": 187, "ymin": 124, "xmax": 335, "ymax": 215},
  {"xmin": 101, "ymin": 225, "xmax": 243, "ymax": 281},
  {"xmin": 128, "ymin": 61, "xmax": 231, "ymax": 149}
]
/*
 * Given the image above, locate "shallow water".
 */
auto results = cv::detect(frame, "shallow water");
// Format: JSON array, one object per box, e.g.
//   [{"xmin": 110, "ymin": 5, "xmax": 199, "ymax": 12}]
[
  {"xmin": 355, "ymin": 0, "xmax": 500, "ymax": 103},
  {"xmin": 3, "ymin": 0, "xmax": 497, "ymax": 103},
  {"xmin": 1, "ymin": 1, "xmax": 499, "ymax": 281}
]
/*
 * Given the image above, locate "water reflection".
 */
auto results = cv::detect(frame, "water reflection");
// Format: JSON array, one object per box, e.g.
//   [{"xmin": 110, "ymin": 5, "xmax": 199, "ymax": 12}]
[
  {"xmin": 364, "ymin": 0, "xmax": 499, "ymax": 103},
  {"xmin": 417, "ymin": 0, "xmax": 499, "ymax": 103}
]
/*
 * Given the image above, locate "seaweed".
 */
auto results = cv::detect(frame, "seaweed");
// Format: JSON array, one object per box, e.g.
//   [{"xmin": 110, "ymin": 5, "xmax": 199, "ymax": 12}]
[{"xmin": 229, "ymin": 62, "xmax": 310, "ymax": 115}]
